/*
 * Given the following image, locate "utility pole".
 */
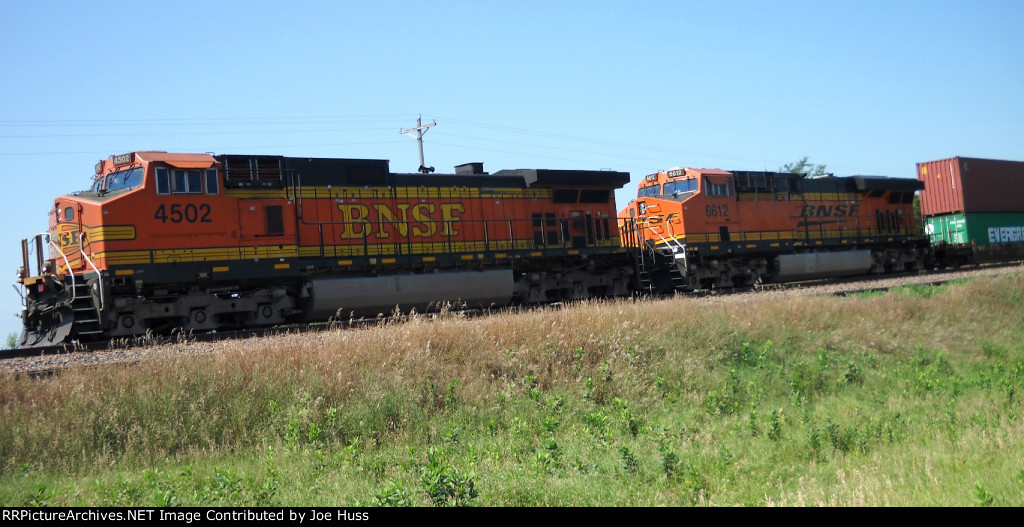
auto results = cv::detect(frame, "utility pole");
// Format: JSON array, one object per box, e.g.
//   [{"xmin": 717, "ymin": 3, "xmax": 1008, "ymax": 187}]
[{"xmin": 400, "ymin": 115, "xmax": 436, "ymax": 173}]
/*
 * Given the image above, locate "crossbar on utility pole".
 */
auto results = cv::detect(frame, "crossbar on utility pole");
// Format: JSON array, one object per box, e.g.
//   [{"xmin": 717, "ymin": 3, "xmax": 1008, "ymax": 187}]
[{"xmin": 400, "ymin": 115, "xmax": 436, "ymax": 173}]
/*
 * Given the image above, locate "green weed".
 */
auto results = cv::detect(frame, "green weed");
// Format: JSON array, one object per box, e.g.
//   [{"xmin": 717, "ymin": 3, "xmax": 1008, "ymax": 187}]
[{"xmin": 420, "ymin": 448, "xmax": 478, "ymax": 507}]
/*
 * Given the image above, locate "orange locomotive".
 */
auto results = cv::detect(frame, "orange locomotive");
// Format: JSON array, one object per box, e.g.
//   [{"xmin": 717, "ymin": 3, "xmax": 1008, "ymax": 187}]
[
  {"xmin": 618, "ymin": 167, "xmax": 928, "ymax": 291},
  {"xmin": 17, "ymin": 151, "xmax": 633, "ymax": 346}
]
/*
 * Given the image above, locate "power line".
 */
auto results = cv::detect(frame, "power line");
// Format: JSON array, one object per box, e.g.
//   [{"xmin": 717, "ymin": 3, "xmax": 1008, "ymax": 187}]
[
  {"xmin": 0, "ymin": 114, "xmax": 412, "ymax": 127},
  {"xmin": 0, "ymin": 140, "xmax": 408, "ymax": 157},
  {"xmin": 0, "ymin": 127, "xmax": 398, "ymax": 139},
  {"xmin": 0, "ymin": 112, "xmax": 911, "ymax": 175}
]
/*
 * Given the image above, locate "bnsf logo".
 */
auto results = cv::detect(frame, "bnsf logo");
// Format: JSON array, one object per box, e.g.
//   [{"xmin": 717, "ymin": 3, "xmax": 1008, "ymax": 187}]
[
  {"xmin": 55, "ymin": 223, "xmax": 82, "ymax": 255},
  {"xmin": 800, "ymin": 204, "xmax": 861, "ymax": 217},
  {"xmin": 336, "ymin": 202, "xmax": 466, "ymax": 240}
]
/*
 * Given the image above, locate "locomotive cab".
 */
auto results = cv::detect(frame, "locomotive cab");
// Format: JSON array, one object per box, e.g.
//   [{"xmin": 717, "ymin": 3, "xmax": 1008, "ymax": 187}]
[{"xmin": 619, "ymin": 167, "xmax": 738, "ymax": 252}]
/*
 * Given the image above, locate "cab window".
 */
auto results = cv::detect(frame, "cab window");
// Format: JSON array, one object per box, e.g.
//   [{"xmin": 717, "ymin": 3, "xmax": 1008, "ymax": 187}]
[
  {"xmin": 156, "ymin": 167, "xmax": 219, "ymax": 195},
  {"xmin": 704, "ymin": 177, "xmax": 734, "ymax": 197},
  {"xmin": 205, "ymin": 168, "xmax": 219, "ymax": 195},
  {"xmin": 174, "ymin": 170, "xmax": 203, "ymax": 194}
]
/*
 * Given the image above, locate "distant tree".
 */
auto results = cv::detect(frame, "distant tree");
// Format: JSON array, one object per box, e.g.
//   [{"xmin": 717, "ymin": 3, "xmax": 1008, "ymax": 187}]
[{"xmin": 779, "ymin": 156, "xmax": 829, "ymax": 178}]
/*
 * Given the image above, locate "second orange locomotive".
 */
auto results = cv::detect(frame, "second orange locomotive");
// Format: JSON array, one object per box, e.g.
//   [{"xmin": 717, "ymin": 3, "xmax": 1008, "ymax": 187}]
[{"xmin": 618, "ymin": 167, "xmax": 928, "ymax": 291}]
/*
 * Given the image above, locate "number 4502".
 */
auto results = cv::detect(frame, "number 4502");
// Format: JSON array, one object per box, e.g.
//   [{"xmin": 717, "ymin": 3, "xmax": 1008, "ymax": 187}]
[{"xmin": 154, "ymin": 203, "xmax": 212, "ymax": 223}]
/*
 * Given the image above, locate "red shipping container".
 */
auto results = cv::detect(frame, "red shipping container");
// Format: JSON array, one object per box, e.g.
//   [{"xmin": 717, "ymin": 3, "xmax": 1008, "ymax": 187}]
[{"xmin": 917, "ymin": 157, "xmax": 1024, "ymax": 217}]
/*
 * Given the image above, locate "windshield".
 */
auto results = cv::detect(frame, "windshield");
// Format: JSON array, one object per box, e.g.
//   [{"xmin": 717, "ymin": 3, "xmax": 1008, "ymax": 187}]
[
  {"xmin": 638, "ymin": 185, "xmax": 660, "ymax": 198},
  {"xmin": 664, "ymin": 178, "xmax": 698, "ymax": 196},
  {"xmin": 103, "ymin": 167, "xmax": 144, "ymax": 192}
]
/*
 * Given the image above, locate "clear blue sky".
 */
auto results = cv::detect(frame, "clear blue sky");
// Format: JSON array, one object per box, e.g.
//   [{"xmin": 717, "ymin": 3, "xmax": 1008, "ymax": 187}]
[{"xmin": 2, "ymin": 1, "xmax": 1022, "ymax": 340}]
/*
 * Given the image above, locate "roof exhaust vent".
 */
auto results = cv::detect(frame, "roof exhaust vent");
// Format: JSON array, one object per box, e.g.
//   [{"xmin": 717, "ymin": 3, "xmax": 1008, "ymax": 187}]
[{"xmin": 455, "ymin": 162, "xmax": 486, "ymax": 175}]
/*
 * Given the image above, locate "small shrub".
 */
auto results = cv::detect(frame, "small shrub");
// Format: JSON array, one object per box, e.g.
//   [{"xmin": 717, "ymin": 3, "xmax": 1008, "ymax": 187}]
[
  {"xmin": 618, "ymin": 445, "xmax": 639, "ymax": 475},
  {"xmin": 26, "ymin": 483, "xmax": 58, "ymax": 507},
  {"xmin": 584, "ymin": 410, "xmax": 610, "ymax": 440},
  {"xmin": 842, "ymin": 361, "xmax": 864, "ymax": 386},
  {"xmin": 972, "ymin": 482, "xmax": 995, "ymax": 507},
  {"xmin": 658, "ymin": 441, "xmax": 679, "ymax": 480},
  {"xmin": 767, "ymin": 409, "xmax": 782, "ymax": 442},
  {"xmin": 730, "ymin": 341, "xmax": 771, "ymax": 367},
  {"xmin": 254, "ymin": 447, "xmax": 279, "ymax": 506},
  {"xmin": 374, "ymin": 480, "xmax": 414, "ymax": 507},
  {"xmin": 420, "ymin": 448, "xmax": 478, "ymax": 507}
]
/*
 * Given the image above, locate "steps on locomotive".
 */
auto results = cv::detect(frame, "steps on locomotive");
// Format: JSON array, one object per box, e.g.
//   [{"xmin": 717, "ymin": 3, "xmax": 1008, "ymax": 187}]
[
  {"xmin": 632, "ymin": 245, "xmax": 690, "ymax": 294},
  {"xmin": 669, "ymin": 266, "xmax": 688, "ymax": 290},
  {"xmin": 69, "ymin": 280, "xmax": 103, "ymax": 337},
  {"xmin": 634, "ymin": 252, "xmax": 655, "ymax": 294}
]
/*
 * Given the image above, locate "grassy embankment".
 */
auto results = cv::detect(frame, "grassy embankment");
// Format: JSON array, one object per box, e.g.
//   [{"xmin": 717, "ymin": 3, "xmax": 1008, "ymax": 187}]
[{"xmin": 1, "ymin": 272, "xmax": 1023, "ymax": 506}]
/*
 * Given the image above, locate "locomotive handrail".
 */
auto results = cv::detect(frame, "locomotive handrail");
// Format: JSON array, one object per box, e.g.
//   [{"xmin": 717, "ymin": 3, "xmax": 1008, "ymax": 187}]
[
  {"xmin": 41, "ymin": 233, "xmax": 77, "ymax": 303},
  {"xmin": 638, "ymin": 218, "xmax": 685, "ymax": 254},
  {"xmin": 294, "ymin": 214, "xmax": 600, "ymax": 260},
  {"xmin": 78, "ymin": 232, "xmax": 104, "ymax": 310}
]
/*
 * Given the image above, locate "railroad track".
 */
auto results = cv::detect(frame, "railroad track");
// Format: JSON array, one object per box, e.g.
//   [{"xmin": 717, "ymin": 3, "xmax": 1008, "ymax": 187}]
[{"xmin": 3, "ymin": 262, "xmax": 1022, "ymax": 376}]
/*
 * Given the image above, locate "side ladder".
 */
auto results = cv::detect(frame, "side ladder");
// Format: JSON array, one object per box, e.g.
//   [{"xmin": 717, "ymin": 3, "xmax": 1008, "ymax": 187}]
[{"xmin": 69, "ymin": 279, "xmax": 103, "ymax": 338}]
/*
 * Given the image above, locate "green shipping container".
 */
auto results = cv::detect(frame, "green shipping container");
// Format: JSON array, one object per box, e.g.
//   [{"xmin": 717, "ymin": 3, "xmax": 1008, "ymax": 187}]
[{"xmin": 925, "ymin": 212, "xmax": 1024, "ymax": 246}]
